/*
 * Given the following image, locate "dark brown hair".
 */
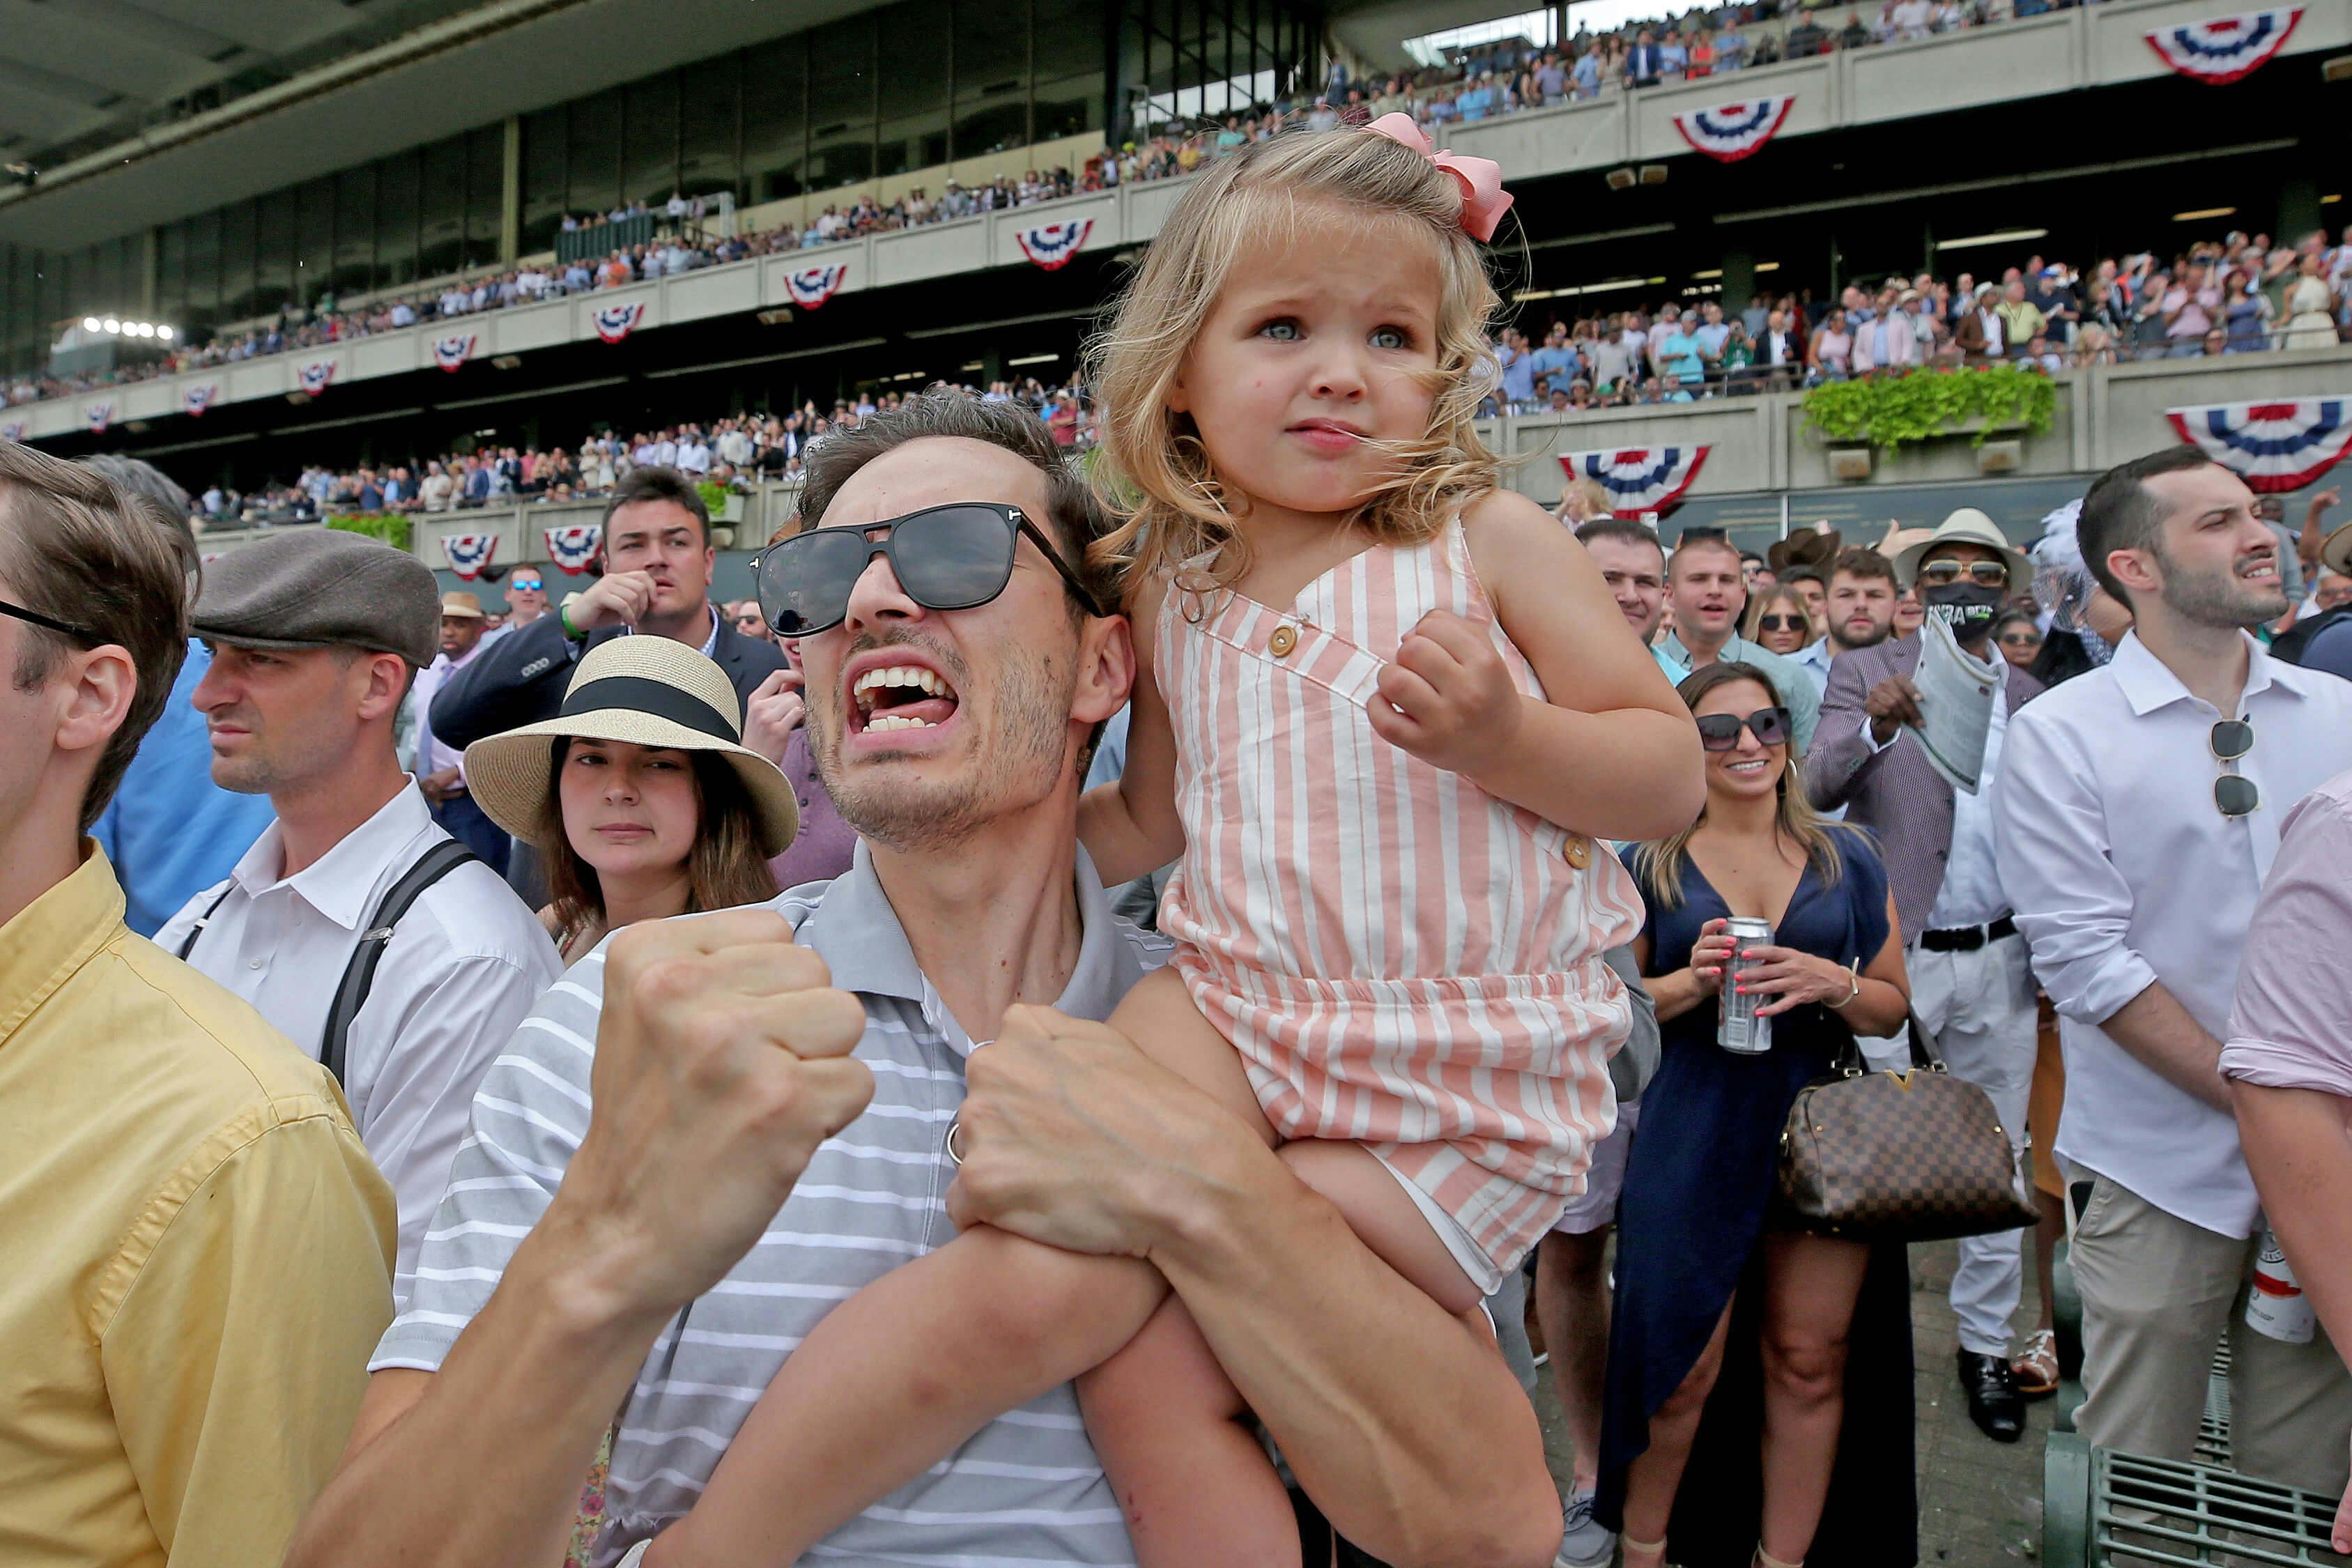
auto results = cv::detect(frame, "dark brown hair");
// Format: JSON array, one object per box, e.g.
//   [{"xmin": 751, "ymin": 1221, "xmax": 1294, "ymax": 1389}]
[
  {"xmin": 1828, "ymin": 545, "xmax": 1898, "ymax": 587},
  {"xmin": 1, "ymin": 440, "xmax": 195, "ymax": 831},
  {"xmin": 603, "ymin": 465, "xmax": 711, "ymax": 545},
  {"xmin": 538, "ymin": 741, "xmax": 779, "ymax": 954}
]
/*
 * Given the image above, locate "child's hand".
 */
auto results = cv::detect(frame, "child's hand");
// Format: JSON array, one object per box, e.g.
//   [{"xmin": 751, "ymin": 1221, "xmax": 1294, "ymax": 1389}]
[{"xmin": 1369, "ymin": 609, "xmax": 1523, "ymax": 777}]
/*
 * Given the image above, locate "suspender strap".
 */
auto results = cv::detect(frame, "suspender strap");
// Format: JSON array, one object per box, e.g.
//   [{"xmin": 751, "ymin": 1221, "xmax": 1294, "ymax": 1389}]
[
  {"xmin": 174, "ymin": 884, "xmax": 240, "ymax": 961},
  {"xmin": 319, "ymin": 840, "xmax": 480, "ymax": 1086}
]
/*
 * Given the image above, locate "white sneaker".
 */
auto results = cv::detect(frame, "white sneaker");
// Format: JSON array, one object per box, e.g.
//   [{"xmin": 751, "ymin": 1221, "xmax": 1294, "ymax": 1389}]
[{"xmin": 1555, "ymin": 1488, "xmax": 1616, "ymax": 1568}]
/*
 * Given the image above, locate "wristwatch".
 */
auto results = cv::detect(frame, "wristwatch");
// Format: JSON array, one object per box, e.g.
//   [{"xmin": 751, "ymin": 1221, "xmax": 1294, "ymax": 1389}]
[{"xmin": 558, "ymin": 592, "xmax": 591, "ymax": 643}]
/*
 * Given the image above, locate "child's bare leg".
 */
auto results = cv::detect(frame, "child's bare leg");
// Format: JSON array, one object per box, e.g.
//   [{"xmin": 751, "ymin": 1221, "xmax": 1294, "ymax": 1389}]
[
  {"xmin": 1076, "ymin": 974, "xmax": 1489, "ymax": 1567},
  {"xmin": 652, "ymin": 967, "xmax": 1275, "ymax": 1568}
]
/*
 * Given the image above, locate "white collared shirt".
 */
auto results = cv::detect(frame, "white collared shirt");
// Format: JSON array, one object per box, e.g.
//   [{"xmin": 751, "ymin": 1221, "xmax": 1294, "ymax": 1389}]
[
  {"xmin": 155, "ymin": 781, "xmax": 562, "ymax": 1303},
  {"xmin": 1926, "ymin": 680, "xmax": 2006, "ymax": 928},
  {"xmin": 410, "ymin": 637, "xmax": 491, "ymax": 778},
  {"xmin": 1992, "ymin": 631, "xmax": 2352, "ymax": 1236},
  {"xmin": 1788, "ymin": 636, "xmax": 1832, "ymax": 697}
]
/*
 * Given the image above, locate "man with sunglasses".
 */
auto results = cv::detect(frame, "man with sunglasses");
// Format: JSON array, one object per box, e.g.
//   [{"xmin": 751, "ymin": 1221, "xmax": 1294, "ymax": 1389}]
[
  {"xmin": 1993, "ymin": 448, "xmax": 2352, "ymax": 1501},
  {"xmin": 427, "ymin": 466, "xmax": 853, "ymax": 886},
  {"xmin": 1808, "ymin": 507, "xmax": 2047, "ymax": 1441},
  {"xmin": 502, "ymin": 567, "xmax": 548, "ymax": 627},
  {"xmin": 297, "ymin": 394, "xmax": 1556, "ymax": 1568}
]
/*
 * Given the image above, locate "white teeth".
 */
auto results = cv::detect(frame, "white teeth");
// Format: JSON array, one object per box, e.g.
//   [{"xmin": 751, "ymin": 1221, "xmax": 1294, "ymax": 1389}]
[
  {"xmin": 865, "ymin": 713, "xmax": 938, "ymax": 732},
  {"xmin": 853, "ymin": 664, "xmax": 955, "ymax": 711}
]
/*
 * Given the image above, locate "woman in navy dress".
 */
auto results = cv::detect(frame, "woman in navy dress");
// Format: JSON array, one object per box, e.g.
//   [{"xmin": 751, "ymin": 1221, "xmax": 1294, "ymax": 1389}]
[{"xmin": 1598, "ymin": 662, "xmax": 1918, "ymax": 1568}]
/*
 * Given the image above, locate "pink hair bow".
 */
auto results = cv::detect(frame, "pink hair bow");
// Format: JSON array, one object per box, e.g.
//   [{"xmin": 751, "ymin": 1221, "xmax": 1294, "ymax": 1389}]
[{"xmin": 1365, "ymin": 112, "xmax": 1514, "ymax": 243}]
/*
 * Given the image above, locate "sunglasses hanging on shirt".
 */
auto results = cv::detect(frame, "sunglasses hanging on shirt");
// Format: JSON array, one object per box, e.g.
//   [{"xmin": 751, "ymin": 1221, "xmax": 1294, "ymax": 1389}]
[{"xmin": 2210, "ymin": 718, "xmax": 2257, "ymax": 819}]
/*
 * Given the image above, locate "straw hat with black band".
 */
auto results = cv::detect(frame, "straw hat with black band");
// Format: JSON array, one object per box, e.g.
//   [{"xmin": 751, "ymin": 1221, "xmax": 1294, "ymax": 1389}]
[
  {"xmin": 2322, "ymin": 519, "xmax": 2351, "ymax": 578},
  {"xmin": 462, "ymin": 637, "xmax": 800, "ymax": 856}
]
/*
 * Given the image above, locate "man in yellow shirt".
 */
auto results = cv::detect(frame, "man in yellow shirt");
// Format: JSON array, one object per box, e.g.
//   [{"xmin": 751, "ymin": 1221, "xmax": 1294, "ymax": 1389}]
[{"xmin": 0, "ymin": 440, "xmax": 396, "ymax": 1568}]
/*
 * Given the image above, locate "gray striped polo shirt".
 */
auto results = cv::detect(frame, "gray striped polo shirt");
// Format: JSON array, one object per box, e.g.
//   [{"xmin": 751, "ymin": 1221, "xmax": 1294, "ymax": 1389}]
[{"xmin": 374, "ymin": 841, "xmax": 1169, "ymax": 1567}]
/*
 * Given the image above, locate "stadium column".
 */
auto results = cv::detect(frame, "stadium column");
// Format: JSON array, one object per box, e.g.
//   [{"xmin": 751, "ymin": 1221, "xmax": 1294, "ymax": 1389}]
[
  {"xmin": 500, "ymin": 115, "xmax": 522, "ymax": 266},
  {"xmin": 140, "ymin": 228, "xmax": 158, "ymax": 316},
  {"xmin": 1721, "ymin": 250, "xmax": 1755, "ymax": 318},
  {"xmin": 2277, "ymin": 174, "xmax": 2321, "ymax": 248}
]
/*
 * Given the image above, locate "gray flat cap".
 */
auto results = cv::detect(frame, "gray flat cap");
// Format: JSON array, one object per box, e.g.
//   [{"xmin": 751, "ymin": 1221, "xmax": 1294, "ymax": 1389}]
[{"xmin": 193, "ymin": 528, "xmax": 440, "ymax": 668}]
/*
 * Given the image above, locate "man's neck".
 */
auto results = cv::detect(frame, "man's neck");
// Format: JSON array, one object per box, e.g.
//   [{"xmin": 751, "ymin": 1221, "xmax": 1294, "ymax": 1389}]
[
  {"xmin": 512, "ymin": 605, "xmax": 544, "ymax": 627},
  {"xmin": 2134, "ymin": 610, "xmax": 2254, "ymax": 715},
  {"xmin": 1679, "ymin": 623, "xmax": 1732, "ymax": 665},
  {"xmin": 0, "ymin": 781, "xmax": 86, "ymax": 935},
  {"xmin": 867, "ymin": 798, "xmax": 1086, "ymax": 1046},
  {"xmin": 644, "ymin": 600, "xmax": 716, "ymax": 650},
  {"xmin": 272, "ymin": 753, "xmax": 409, "ymax": 879}
]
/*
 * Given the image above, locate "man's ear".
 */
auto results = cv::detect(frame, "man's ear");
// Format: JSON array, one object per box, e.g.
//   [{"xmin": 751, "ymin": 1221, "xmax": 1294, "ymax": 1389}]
[
  {"xmin": 356, "ymin": 652, "xmax": 413, "ymax": 725},
  {"xmin": 53, "ymin": 644, "xmax": 139, "ymax": 761},
  {"xmin": 2106, "ymin": 546, "xmax": 2161, "ymax": 603},
  {"xmin": 1073, "ymin": 610, "xmax": 1136, "ymax": 728}
]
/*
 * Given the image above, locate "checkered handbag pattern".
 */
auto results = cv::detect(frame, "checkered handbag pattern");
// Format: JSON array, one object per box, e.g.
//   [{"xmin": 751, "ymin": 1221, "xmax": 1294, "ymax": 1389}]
[{"xmin": 1777, "ymin": 1015, "xmax": 2041, "ymax": 1243}]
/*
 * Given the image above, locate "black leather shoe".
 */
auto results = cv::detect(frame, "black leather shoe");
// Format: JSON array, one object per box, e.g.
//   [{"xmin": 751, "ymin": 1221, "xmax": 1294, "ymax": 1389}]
[{"xmin": 1958, "ymin": 1349, "xmax": 2025, "ymax": 1443}]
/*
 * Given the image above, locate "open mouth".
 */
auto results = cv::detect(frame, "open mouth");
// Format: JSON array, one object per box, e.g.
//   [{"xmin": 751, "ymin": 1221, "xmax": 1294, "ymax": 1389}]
[{"xmin": 851, "ymin": 663, "xmax": 962, "ymax": 735}]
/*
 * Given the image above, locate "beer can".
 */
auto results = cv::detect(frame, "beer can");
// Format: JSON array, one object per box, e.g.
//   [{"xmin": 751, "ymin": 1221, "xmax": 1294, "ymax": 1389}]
[
  {"xmin": 2245, "ymin": 1230, "xmax": 2315, "ymax": 1344},
  {"xmin": 1719, "ymin": 916, "xmax": 1776, "ymax": 1055}
]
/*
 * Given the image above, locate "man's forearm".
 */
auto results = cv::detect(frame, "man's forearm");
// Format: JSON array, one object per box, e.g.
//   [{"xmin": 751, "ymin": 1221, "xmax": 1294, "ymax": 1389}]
[
  {"xmin": 2229, "ymin": 1082, "xmax": 2352, "ymax": 1355},
  {"xmin": 284, "ymin": 1217, "xmax": 670, "ymax": 1568},
  {"xmin": 2100, "ymin": 982, "xmax": 2227, "ymax": 1111},
  {"xmin": 1150, "ymin": 1137, "xmax": 1558, "ymax": 1568}
]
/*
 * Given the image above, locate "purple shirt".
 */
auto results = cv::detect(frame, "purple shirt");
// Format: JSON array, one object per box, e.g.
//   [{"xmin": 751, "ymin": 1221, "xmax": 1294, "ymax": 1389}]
[
  {"xmin": 2221, "ymin": 768, "xmax": 2352, "ymax": 1099},
  {"xmin": 768, "ymin": 725, "xmax": 858, "ymax": 889}
]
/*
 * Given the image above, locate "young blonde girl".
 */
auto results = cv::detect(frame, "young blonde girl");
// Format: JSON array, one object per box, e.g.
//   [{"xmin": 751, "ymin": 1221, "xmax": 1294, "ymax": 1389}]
[{"xmin": 646, "ymin": 118, "xmax": 1704, "ymax": 1568}]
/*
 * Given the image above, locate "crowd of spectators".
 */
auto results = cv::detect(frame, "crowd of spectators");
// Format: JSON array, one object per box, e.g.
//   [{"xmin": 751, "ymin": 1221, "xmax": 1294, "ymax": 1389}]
[
  {"xmin": 6, "ymin": 0, "xmax": 2213, "ymax": 414},
  {"xmin": 181, "ymin": 375, "xmax": 1094, "ymax": 528},
  {"xmin": 1485, "ymin": 227, "xmax": 2352, "ymax": 416}
]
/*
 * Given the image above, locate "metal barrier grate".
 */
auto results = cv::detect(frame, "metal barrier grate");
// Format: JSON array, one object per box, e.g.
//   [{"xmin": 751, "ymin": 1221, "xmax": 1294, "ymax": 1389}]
[
  {"xmin": 2197, "ymin": 1336, "xmax": 2234, "ymax": 1468},
  {"xmin": 2091, "ymin": 1449, "xmax": 2345, "ymax": 1567}
]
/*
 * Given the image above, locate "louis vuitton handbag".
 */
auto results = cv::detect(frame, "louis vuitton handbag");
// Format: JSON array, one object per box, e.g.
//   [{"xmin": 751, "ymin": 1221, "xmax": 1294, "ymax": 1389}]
[{"xmin": 1776, "ymin": 1013, "xmax": 2040, "ymax": 1243}]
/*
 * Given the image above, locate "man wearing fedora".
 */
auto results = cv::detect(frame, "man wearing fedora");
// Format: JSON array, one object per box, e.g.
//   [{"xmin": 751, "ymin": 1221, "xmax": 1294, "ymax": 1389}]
[
  {"xmin": 410, "ymin": 591, "xmax": 510, "ymax": 875},
  {"xmin": 155, "ymin": 530, "xmax": 561, "ymax": 1311},
  {"xmin": 1806, "ymin": 506, "xmax": 2045, "ymax": 1443},
  {"xmin": 426, "ymin": 466, "xmax": 852, "ymax": 888}
]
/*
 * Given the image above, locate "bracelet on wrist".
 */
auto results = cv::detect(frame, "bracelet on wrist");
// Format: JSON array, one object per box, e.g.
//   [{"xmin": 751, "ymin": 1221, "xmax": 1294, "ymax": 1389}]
[
  {"xmin": 559, "ymin": 595, "xmax": 589, "ymax": 642},
  {"xmin": 1824, "ymin": 958, "xmax": 1863, "ymax": 1011}
]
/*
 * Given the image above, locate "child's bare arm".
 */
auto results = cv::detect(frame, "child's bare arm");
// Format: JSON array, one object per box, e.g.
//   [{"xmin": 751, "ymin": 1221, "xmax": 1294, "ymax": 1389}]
[
  {"xmin": 1079, "ymin": 575, "xmax": 1187, "ymax": 884},
  {"xmin": 1369, "ymin": 489, "xmax": 1703, "ymax": 843},
  {"xmin": 649, "ymin": 1231, "xmax": 1166, "ymax": 1567}
]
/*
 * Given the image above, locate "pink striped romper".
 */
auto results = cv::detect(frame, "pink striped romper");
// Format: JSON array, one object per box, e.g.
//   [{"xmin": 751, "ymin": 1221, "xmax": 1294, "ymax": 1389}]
[{"xmin": 1156, "ymin": 516, "xmax": 1645, "ymax": 1289}]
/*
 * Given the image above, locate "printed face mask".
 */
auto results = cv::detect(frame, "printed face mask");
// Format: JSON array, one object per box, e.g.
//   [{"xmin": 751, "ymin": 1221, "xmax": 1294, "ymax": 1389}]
[{"xmin": 1923, "ymin": 582, "xmax": 2006, "ymax": 641}]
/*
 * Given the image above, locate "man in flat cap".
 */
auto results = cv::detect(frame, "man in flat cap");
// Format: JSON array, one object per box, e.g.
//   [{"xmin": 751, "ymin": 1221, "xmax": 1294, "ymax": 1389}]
[{"xmin": 155, "ymin": 529, "xmax": 560, "ymax": 1310}]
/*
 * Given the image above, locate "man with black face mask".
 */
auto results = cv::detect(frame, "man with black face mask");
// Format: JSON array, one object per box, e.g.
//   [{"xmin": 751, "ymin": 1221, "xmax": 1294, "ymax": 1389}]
[{"xmin": 1806, "ymin": 507, "xmax": 2045, "ymax": 1445}]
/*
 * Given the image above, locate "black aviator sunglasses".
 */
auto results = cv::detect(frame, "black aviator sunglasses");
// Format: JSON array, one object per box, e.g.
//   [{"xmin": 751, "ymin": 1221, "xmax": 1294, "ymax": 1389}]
[{"xmin": 751, "ymin": 502, "xmax": 1105, "ymax": 636}]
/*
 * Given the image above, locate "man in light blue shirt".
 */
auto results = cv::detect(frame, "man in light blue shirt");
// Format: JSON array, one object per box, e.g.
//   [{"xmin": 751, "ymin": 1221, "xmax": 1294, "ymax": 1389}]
[
  {"xmin": 1496, "ymin": 329, "xmax": 1537, "ymax": 406},
  {"xmin": 1657, "ymin": 532, "xmax": 1821, "ymax": 751},
  {"xmin": 78, "ymin": 453, "xmax": 275, "ymax": 935},
  {"xmin": 1528, "ymin": 328, "xmax": 1581, "ymax": 389}
]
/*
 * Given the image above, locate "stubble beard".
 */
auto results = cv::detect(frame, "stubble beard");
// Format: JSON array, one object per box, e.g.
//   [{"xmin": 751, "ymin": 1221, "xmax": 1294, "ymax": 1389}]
[
  {"xmin": 2157, "ymin": 545, "xmax": 2289, "ymax": 631},
  {"xmin": 810, "ymin": 637, "xmax": 1075, "ymax": 854}
]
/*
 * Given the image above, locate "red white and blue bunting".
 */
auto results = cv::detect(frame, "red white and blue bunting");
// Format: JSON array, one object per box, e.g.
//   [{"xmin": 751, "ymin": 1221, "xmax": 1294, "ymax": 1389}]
[
  {"xmin": 2144, "ymin": 8, "xmax": 2301, "ymax": 84},
  {"xmin": 785, "ymin": 264, "xmax": 848, "ymax": 309},
  {"xmin": 432, "ymin": 334, "xmax": 478, "ymax": 373},
  {"xmin": 1, "ymin": 421, "xmax": 25, "ymax": 443},
  {"xmin": 594, "ymin": 302, "xmax": 647, "ymax": 344},
  {"xmin": 297, "ymin": 361, "xmax": 338, "ymax": 396},
  {"xmin": 439, "ymin": 533, "xmax": 500, "ymax": 579},
  {"xmin": 1671, "ymin": 97, "xmax": 1796, "ymax": 163},
  {"xmin": 1015, "ymin": 221, "xmax": 1093, "ymax": 270},
  {"xmin": 183, "ymin": 383, "xmax": 222, "ymax": 417},
  {"xmin": 84, "ymin": 402, "xmax": 113, "ymax": 434},
  {"xmin": 1562, "ymin": 446, "xmax": 1713, "ymax": 518},
  {"xmin": 2166, "ymin": 398, "xmax": 2351, "ymax": 493},
  {"xmin": 544, "ymin": 524, "xmax": 604, "ymax": 575}
]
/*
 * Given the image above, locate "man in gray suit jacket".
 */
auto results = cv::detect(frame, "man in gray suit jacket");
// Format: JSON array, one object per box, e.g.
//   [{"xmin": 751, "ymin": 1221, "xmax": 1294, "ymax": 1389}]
[{"xmin": 1806, "ymin": 508, "xmax": 2044, "ymax": 1446}]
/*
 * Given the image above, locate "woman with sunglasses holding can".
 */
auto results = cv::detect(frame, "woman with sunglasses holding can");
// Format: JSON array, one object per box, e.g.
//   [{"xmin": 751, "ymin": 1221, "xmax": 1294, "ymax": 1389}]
[{"xmin": 1599, "ymin": 661, "xmax": 1914, "ymax": 1568}]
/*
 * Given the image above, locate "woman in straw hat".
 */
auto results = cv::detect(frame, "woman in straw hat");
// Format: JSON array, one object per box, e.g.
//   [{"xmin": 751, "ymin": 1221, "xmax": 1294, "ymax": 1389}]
[{"xmin": 465, "ymin": 636, "xmax": 799, "ymax": 964}]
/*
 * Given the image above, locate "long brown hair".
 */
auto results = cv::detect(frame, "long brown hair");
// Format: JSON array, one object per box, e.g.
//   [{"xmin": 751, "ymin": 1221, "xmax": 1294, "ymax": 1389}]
[
  {"xmin": 539, "ymin": 740, "xmax": 780, "ymax": 953},
  {"xmin": 1631, "ymin": 661, "xmax": 1863, "ymax": 909}
]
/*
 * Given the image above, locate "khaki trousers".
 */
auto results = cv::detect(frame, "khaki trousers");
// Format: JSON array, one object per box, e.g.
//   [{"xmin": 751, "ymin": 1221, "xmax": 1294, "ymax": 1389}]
[{"xmin": 2071, "ymin": 1173, "xmax": 2352, "ymax": 1498}]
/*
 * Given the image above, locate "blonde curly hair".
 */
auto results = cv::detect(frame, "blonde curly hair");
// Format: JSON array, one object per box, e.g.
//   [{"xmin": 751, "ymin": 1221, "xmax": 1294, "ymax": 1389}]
[{"xmin": 1085, "ymin": 125, "xmax": 1506, "ymax": 596}]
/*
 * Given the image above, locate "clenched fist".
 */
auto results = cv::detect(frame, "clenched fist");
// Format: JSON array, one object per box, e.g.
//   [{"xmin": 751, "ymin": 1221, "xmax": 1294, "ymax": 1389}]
[
  {"xmin": 560, "ymin": 909, "xmax": 874, "ymax": 1318},
  {"xmin": 741, "ymin": 667, "xmax": 806, "ymax": 767},
  {"xmin": 564, "ymin": 569, "xmax": 663, "ymax": 633}
]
